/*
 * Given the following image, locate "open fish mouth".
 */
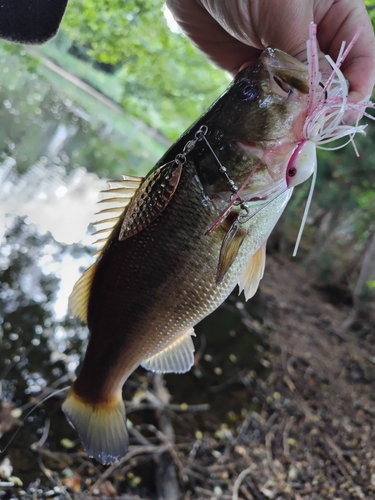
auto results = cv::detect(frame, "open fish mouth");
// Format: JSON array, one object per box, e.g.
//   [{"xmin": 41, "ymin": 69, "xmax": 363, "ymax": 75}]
[{"xmin": 261, "ymin": 47, "xmax": 310, "ymax": 101}]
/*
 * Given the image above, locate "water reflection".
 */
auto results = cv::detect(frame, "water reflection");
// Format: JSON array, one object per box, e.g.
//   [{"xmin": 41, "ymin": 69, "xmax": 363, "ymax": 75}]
[
  {"xmin": 0, "ymin": 216, "xmax": 88, "ymax": 398},
  {"xmin": 0, "ymin": 157, "xmax": 105, "ymax": 244}
]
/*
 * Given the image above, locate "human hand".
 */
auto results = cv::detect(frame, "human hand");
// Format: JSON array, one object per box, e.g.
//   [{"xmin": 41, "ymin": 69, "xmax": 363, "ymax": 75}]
[{"xmin": 166, "ymin": 0, "xmax": 375, "ymax": 104}]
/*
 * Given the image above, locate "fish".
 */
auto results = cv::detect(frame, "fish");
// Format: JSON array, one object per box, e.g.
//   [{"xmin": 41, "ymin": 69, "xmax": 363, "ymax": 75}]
[{"xmin": 61, "ymin": 47, "xmax": 318, "ymax": 465}]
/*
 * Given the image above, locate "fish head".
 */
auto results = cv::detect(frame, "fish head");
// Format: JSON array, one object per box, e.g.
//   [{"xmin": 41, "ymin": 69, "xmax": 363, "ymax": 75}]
[
  {"xmin": 201, "ymin": 48, "xmax": 311, "ymax": 202},
  {"xmin": 223, "ymin": 48, "xmax": 309, "ymax": 142}
]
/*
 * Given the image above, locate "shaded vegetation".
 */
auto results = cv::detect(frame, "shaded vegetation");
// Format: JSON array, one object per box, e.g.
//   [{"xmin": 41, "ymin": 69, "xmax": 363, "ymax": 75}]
[
  {"xmin": 0, "ymin": 44, "xmax": 166, "ymax": 179},
  {"xmin": 48, "ymin": 0, "xmax": 229, "ymax": 140}
]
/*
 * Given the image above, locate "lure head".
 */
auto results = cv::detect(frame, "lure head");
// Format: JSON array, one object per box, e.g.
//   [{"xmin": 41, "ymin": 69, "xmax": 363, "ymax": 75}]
[{"xmin": 286, "ymin": 140, "xmax": 317, "ymax": 188}]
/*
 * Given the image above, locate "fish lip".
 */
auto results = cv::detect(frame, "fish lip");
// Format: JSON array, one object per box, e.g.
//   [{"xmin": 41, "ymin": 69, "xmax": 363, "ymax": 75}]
[
  {"xmin": 242, "ymin": 180, "xmax": 286, "ymax": 203},
  {"xmin": 237, "ymin": 137, "xmax": 289, "ymax": 152},
  {"xmin": 261, "ymin": 47, "xmax": 308, "ymax": 73},
  {"xmin": 213, "ymin": 180, "xmax": 286, "ymax": 206}
]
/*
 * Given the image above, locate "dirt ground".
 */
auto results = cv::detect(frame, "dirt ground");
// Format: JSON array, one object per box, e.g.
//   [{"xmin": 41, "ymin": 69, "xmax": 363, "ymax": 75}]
[{"xmin": 1, "ymin": 253, "xmax": 375, "ymax": 500}]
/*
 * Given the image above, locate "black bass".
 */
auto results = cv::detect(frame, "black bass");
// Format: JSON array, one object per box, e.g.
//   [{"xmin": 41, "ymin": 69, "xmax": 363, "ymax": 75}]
[{"xmin": 62, "ymin": 48, "xmax": 313, "ymax": 464}]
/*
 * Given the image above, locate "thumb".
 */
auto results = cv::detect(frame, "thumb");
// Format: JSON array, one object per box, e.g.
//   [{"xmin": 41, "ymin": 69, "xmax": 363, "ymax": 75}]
[{"xmin": 246, "ymin": 2, "xmax": 331, "ymax": 74}]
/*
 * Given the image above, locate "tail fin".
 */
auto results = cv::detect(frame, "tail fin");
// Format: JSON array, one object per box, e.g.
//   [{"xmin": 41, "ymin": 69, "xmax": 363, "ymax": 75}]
[{"xmin": 62, "ymin": 387, "xmax": 128, "ymax": 465}]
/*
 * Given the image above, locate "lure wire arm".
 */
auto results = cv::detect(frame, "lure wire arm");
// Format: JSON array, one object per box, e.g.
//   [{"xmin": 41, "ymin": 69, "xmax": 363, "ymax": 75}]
[
  {"xmin": 173, "ymin": 125, "xmax": 209, "ymax": 167},
  {"xmin": 173, "ymin": 124, "xmax": 250, "ymax": 227}
]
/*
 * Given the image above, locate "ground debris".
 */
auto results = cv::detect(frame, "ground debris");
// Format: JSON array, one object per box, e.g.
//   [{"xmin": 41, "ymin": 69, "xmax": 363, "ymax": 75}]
[
  {"xmin": 0, "ymin": 401, "xmax": 21, "ymax": 438},
  {"xmin": 2, "ymin": 255, "xmax": 375, "ymax": 499}
]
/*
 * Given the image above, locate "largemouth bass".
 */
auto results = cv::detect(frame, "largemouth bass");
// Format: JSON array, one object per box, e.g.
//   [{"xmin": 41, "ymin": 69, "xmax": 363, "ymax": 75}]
[{"xmin": 63, "ymin": 48, "xmax": 312, "ymax": 464}]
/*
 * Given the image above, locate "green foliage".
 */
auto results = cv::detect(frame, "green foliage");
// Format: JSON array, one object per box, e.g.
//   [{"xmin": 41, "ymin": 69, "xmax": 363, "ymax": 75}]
[
  {"xmin": 60, "ymin": 0, "xmax": 229, "ymax": 139},
  {"xmin": 366, "ymin": 1, "xmax": 375, "ymax": 21},
  {"xmin": 40, "ymin": 37, "xmax": 123, "ymax": 102},
  {"xmin": 0, "ymin": 44, "xmax": 165, "ymax": 177}
]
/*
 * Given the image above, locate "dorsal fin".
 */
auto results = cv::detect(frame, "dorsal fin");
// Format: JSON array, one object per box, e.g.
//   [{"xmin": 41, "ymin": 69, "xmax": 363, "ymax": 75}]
[
  {"xmin": 238, "ymin": 243, "xmax": 266, "ymax": 301},
  {"xmin": 68, "ymin": 174, "xmax": 143, "ymax": 322},
  {"xmin": 92, "ymin": 175, "xmax": 144, "ymax": 255}
]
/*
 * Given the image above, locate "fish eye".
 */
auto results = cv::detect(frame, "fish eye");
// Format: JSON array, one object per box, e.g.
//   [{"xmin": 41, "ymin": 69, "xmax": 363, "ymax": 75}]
[{"xmin": 237, "ymin": 81, "xmax": 260, "ymax": 101}]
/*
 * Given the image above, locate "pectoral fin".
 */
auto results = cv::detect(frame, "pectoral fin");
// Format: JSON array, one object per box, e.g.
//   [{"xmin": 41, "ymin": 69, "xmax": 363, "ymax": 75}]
[
  {"xmin": 216, "ymin": 213, "xmax": 247, "ymax": 285},
  {"xmin": 119, "ymin": 160, "xmax": 182, "ymax": 241},
  {"xmin": 141, "ymin": 328, "xmax": 195, "ymax": 374},
  {"xmin": 238, "ymin": 243, "xmax": 266, "ymax": 301}
]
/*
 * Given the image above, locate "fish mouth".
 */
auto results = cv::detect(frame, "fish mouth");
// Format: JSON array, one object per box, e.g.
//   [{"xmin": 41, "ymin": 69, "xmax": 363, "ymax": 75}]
[
  {"xmin": 242, "ymin": 179, "xmax": 286, "ymax": 204},
  {"xmin": 261, "ymin": 47, "xmax": 310, "ymax": 99},
  {"xmin": 214, "ymin": 179, "xmax": 286, "ymax": 207}
]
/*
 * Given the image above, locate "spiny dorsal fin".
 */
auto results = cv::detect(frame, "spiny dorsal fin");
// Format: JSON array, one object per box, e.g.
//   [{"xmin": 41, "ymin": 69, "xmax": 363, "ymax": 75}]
[
  {"xmin": 93, "ymin": 174, "xmax": 144, "ymax": 255},
  {"xmin": 141, "ymin": 328, "xmax": 195, "ymax": 374},
  {"xmin": 216, "ymin": 212, "xmax": 247, "ymax": 285},
  {"xmin": 121, "ymin": 174, "xmax": 143, "ymax": 182},
  {"xmin": 238, "ymin": 243, "xmax": 266, "ymax": 301},
  {"xmin": 69, "ymin": 174, "xmax": 144, "ymax": 322}
]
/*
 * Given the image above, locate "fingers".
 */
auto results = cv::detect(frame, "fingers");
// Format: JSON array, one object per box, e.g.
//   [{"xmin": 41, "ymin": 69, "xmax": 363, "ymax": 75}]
[
  {"xmin": 167, "ymin": 0, "xmax": 323, "ymax": 74},
  {"xmin": 167, "ymin": 0, "xmax": 375, "ymax": 102},
  {"xmin": 317, "ymin": 0, "xmax": 375, "ymax": 102},
  {"xmin": 166, "ymin": 0, "xmax": 261, "ymax": 73},
  {"xmin": 245, "ymin": 1, "xmax": 335, "ymax": 77}
]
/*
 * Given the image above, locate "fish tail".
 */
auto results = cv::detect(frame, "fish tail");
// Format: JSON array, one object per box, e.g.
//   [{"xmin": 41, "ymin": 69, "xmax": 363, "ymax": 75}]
[{"xmin": 62, "ymin": 386, "xmax": 128, "ymax": 465}]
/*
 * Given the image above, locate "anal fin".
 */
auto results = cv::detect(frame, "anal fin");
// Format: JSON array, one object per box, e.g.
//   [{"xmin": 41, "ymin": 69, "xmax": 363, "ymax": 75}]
[
  {"xmin": 141, "ymin": 328, "xmax": 195, "ymax": 374},
  {"xmin": 238, "ymin": 243, "xmax": 266, "ymax": 301}
]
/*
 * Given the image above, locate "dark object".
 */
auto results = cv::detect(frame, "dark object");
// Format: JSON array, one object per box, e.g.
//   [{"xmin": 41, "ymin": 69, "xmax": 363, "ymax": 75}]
[{"xmin": 0, "ymin": 0, "xmax": 68, "ymax": 44}]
